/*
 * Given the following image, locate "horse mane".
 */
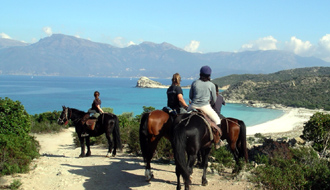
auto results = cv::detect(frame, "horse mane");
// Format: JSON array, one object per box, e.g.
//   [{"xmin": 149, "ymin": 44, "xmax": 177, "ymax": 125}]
[{"xmin": 69, "ymin": 107, "xmax": 87, "ymax": 115}]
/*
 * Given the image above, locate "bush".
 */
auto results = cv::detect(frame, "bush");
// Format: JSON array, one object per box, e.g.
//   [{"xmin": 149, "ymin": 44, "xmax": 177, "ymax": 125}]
[
  {"xmin": 0, "ymin": 134, "xmax": 40, "ymax": 175},
  {"xmin": 0, "ymin": 97, "xmax": 40, "ymax": 176},
  {"xmin": 30, "ymin": 111, "xmax": 64, "ymax": 133},
  {"xmin": 0, "ymin": 97, "xmax": 31, "ymax": 137},
  {"xmin": 301, "ymin": 112, "xmax": 330, "ymax": 153},
  {"xmin": 250, "ymin": 145, "xmax": 330, "ymax": 189}
]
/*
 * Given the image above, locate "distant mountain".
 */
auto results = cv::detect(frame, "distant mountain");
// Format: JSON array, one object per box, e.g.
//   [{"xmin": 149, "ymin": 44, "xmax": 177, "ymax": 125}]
[
  {"xmin": 0, "ymin": 34, "xmax": 329, "ymax": 78},
  {"xmin": 0, "ymin": 38, "xmax": 29, "ymax": 49}
]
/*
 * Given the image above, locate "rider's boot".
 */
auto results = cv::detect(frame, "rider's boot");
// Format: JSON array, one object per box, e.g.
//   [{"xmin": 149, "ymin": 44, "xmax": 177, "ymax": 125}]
[{"xmin": 81, "ymin": 125, "xmax": 89, "ymax": 137}]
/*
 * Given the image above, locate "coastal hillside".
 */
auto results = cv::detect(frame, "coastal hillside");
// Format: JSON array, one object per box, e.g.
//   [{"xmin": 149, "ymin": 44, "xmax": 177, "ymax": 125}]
[{"xmin": 213, "ymin": 67, "xmax": 330, "ymax": 110}]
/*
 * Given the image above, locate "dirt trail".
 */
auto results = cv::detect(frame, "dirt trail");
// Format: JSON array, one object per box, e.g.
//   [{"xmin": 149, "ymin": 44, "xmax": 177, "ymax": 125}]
[{"xmin": 1, "ymin": 128, "xmax": 252, "ymax": 190}]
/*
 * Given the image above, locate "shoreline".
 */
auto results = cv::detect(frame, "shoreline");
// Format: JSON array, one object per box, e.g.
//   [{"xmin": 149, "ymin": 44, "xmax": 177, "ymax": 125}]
[{"xmin": 246, "ymin": 107, "xmax": 330, "ymax": 136}]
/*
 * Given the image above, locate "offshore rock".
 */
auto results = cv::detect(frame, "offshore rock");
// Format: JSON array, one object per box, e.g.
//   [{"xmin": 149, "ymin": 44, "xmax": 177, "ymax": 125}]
[{"xmin": 136, "ymin": 76, "xmax": 169, "ymax": 88}]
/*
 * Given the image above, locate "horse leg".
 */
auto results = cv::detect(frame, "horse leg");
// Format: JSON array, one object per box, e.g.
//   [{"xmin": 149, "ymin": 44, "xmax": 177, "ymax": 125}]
[
  {"xmin": 229, "ymin": 141, "xmax": 241, "ymax": 173},
  {"xmin": 201, "ymin": 148, "xmax": 211, "ymax": 186},
  {"xmin": 144, "ymin": 139, "xmax": 158, "ymax": 181},
  {"xmin": 79, "ymin": 136, "xmax": 86, "ymax": 157},
  {"xmin": 175, "ymin": 164, "xmax": 182, "ymax": 190},
  {"xmin": 105, "ymin": 133, "xmax": 114, "ymax": 157},
  {"xmin": 187, "ymin": 154, "xmax": 197, "ymax": 176},
  {"xmin": 85, "ymin": 137, "xmax": 91, "ymax": 157}
]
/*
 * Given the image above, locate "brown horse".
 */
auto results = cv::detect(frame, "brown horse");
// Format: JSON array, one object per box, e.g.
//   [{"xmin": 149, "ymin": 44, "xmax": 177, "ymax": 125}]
[
  {"xmin": 139, "ymin": 110, "xmax": 173, "ymax": 181},
  {"xmin": 220, "ymin": 117, "xmax": 248, "ymax": 165},
  {"xmin": 139, "ymin": 110, "xmax": 248, "ymax": 182}
]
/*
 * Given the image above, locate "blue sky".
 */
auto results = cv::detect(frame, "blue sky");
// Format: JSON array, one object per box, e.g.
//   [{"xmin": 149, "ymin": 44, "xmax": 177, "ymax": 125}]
[{"xmin": 1, "ymin": 0, "xmax": 330, "ymax": 61}]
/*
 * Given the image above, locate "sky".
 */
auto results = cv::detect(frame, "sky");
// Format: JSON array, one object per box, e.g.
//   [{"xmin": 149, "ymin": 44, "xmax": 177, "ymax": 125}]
[{"xmin": 1, "ymin": 0, "xmax": 330, "ymax": 61}]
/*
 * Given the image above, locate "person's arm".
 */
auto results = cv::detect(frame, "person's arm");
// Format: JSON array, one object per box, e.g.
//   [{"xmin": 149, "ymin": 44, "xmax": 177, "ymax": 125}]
[
  {"xmin": 96, "ymin": 104, "xmax": 104, "ymax": 113},
  {"xmin": 177, "ymin": 94, "xmax": 188, "ymax": 109}
]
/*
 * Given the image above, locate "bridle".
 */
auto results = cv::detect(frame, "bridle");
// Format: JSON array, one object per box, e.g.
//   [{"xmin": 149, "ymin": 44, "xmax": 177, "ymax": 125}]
[{"xmin": 58, "ymin": 107, "xmax": 71, "ymax": 125}]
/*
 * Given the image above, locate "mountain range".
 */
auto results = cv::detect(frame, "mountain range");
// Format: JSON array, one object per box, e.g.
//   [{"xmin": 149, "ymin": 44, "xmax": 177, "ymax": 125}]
[{"xmin": 0, "ymin": 34, "xmax": 329, "ymax": 78}]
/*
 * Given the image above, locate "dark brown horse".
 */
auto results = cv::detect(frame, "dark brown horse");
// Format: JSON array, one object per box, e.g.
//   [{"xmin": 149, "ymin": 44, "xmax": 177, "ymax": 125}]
[
  {"xmin": 139, "ymin": 109, "xmax": 173, "ymax": 181},
  {"xmin": 58, "ymin": 106, "xmax": 122, "ymax": 158}
]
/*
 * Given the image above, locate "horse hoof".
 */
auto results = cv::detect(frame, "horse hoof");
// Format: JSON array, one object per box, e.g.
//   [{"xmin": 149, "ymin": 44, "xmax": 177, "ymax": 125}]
[
  {"xmin": 79, "ymin": 154, "xmax": 84, "ymax": 158},
  {"xmin": 202, "ymin": 179, "xmax": 208, "ymax": 186},
  {"xmin": 145, "ymin": 170, "xmax": 154, "ymax": 182}
]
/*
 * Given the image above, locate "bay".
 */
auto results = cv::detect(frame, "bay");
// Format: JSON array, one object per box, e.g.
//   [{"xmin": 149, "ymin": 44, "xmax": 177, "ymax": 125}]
[{"xmin": 0, "ymin": 75, "xmax": 284, "ymax": 127}]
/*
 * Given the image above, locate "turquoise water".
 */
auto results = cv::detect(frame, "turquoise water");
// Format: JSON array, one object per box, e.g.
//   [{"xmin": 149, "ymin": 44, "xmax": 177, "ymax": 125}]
[{"xmin": 0, "ymin": 75, "xmax": 284, "ymax": 126}]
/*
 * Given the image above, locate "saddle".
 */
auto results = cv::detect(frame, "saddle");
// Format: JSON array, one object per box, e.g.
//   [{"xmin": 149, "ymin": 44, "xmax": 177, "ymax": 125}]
[
  {"xmin": 86, "ymin": 119, "xmax": 97, "ymax": 130},
  {"xmin": 194, "ymin": 110, "xmax": 222, "ymax": 139},
  {"xmin": 82, "ymin": 114, "xmax": 98, "ymax": 131},
  {"xmin": 162, "ymin": 106, "xmax": 177, "ymax": 123}
]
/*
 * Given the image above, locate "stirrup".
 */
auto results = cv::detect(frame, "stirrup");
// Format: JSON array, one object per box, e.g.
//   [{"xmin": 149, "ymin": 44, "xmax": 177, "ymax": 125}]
[{"xmin": 81, "ymin": 133, "xmax": 89, "ymax": 137}]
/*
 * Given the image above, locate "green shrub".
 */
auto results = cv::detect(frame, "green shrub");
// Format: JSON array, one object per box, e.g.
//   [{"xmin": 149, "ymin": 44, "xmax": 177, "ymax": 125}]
[
  {"xmin": 0, "ymin": 97, "xmax": 40, "ymax": 176},
  {"xmin": 9, "ymin": 179, "xmax": 22, "ymax": 190},
  {"xmin": 301, "ymin": 112, "xmax": 330, "ymax": 153},
  {"xmin": 251, "ymin": 146, "xmax": 330, "ymax": 189},
  {"xmin": 0, "ymin": 97, "xmax": 31, "ymax": 137},
  {"xmin": 30, "ymin": 111, "xmax": 64, "ymax": 133},
  {"xmin": 0, "ymin": 134, "xmax": 40, "ymax": 175},
  {"xmin": 211, "ymin": 146, "xmax": 235, "ymax": 168}
]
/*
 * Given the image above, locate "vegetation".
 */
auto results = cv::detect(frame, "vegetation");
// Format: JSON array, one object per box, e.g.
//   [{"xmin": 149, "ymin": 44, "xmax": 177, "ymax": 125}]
[
  {"xmin": 301, "ymin": 112, "xmax": 330, "ymax": 154},
  {"xmin": 0, "ymin": 97, "xmax": 40, "ymax": 176},
  {"xmin": 30, "ymin": 111, "xmax": 64, "ymax": 133},
  {"xmin": 213, "ymin": 67, "xmax": 330, "ymax": 110},
  {"xmin": 250, "ymin": 145, "xmax": 330, "ymax": 189},
  {"xmin": 3, "ymin": 97, "xmax": 330, "ymax": 189}
]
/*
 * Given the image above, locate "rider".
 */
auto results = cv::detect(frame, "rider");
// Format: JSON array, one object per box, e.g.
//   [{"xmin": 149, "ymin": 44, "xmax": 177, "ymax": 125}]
[
  {"xmin": 187, "ymin": 65, "xmax": 221, "ymax": 128},
  {"xmin": 88, "ymin": 91, "xmax": 104, "ymax": 118},
  {"xmin": 82, "ymin": 91, "xmax": 104, "ymax": 137},
  {"xmin": 212, "ymin": 83, "xmax": 226, "ymax": 119},
  {"xmin": 167, "ymin": 73, "xmax": 189, "ymax": 114}
]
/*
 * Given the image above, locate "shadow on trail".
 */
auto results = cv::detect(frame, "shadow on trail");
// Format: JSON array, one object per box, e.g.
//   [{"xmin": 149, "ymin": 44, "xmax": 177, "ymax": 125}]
[{"xmin": 62, "ymin": 155, "xmax": 172, "ymax": 189}]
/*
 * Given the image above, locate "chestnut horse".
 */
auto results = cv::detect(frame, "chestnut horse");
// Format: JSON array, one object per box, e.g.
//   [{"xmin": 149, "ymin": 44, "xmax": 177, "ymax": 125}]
[
  {"xmin": 220, "ymin": 117, "xmax": 248, "ymax": 165},
  {"xmin": 139, "ymin": 110, "xmax": 173, "ymax": 181}
]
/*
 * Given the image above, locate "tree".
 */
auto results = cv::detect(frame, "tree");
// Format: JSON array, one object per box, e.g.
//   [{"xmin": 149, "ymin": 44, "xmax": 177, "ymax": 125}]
[{"xmin": 301, "ymin": 112, "xmax": 330, "ymax": 154}]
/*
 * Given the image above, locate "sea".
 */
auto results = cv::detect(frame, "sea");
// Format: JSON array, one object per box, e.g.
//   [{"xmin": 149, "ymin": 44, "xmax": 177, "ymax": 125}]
[{"xmin": 0, "ymin": 75, "xmax": 284, "ymax": 127}]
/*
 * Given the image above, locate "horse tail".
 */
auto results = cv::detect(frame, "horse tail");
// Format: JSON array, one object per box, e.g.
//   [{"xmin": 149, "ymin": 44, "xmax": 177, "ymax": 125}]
[
  {"xmin": 139, "ymin": 112, "xmax": 150, "ymax": 162},
  {"xmin": 172, "ymin": 124, "xmax": 190, "ymax": 182},
  {"xmin": 113, "ymin": 114, "xmax": 122, "ymax": 151},
  {"xmin": 238, "ymin": 120, "xmax": 248, "ymax": 162}
]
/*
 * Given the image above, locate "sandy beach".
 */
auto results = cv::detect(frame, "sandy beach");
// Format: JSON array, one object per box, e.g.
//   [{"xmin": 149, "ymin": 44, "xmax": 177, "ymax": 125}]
[{"xmin": 246, "ymin": 107, "xmax": 329, "ymax": 136}]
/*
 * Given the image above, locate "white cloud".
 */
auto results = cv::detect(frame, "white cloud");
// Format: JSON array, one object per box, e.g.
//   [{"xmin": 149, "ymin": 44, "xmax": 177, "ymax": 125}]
[
  {"xmin": 184, "ymin": 40, "xmax": 200, "ymax": 53},
  {"xmin": 240, "ymin": 36, "xmax": 278, "ymax": 51},
  {"xmin": 316, "ymin": 34, "xmax": 330, "ymax": 62},
  {"xmin": 319, "ymin": 34, "xmax": 330, "ymax": 51},
  {"xmin": 0, "ymin": 33, "xmax": 11, "ymax": 39},
  {"xmin": 239, "ymin": 35, "xmax": 330, "ymax": 61},
  {"xmin": 127, "ymin": 41, "xmax": 136, "ymax": 46},
  {"xmin": 112, "ymin": 37, "xmax": 136, "ymax": 48},
  {"xmin": 283, "ymin": 36, "xmax": 313, "ymax": 56},
  {"xmin": 43, "ymin": 27, "xmax": 53, "ymax": 36}
]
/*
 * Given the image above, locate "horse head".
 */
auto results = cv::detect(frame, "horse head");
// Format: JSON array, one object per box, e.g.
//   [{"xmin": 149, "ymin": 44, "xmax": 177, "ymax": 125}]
[
  {"xmin": 58, "ymin": 106, "xmax": 69, "ymax": 125},
  {"xmin": 212, "ymin": 127, "xmax": 221, "ymax": 145}
]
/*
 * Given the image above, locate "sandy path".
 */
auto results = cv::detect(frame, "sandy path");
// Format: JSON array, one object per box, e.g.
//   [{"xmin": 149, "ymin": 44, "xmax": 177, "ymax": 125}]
[{"xmin": 1, "ymin": 128, "xmax": 251, "ymax": 190}]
